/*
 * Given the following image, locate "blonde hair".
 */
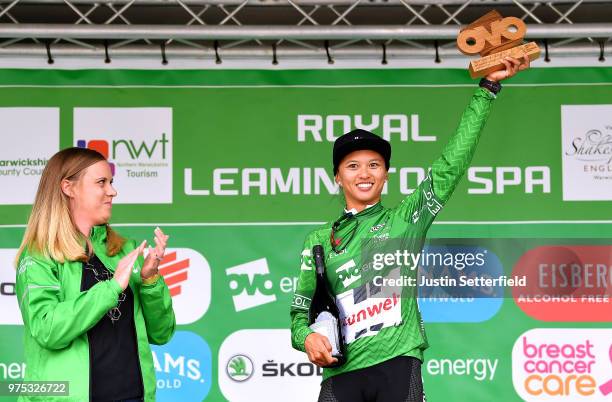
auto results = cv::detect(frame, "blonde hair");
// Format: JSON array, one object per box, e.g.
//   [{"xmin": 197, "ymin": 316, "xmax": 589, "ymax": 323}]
[{"xmin": 15, "ymin": 147, "xmax": 125, "ymax": 265}]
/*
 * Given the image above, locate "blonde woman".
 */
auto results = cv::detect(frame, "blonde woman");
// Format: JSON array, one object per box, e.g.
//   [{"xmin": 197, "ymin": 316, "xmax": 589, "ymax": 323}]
[{"xmin": 15, "ymin": 147, "xmax": 175, "ymax": 402}]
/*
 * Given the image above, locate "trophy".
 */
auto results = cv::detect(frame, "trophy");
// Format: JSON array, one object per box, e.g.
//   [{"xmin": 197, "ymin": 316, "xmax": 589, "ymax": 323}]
[{"xmin": 457, "ymin": 10, "xmax": 540, "ymax": 78}]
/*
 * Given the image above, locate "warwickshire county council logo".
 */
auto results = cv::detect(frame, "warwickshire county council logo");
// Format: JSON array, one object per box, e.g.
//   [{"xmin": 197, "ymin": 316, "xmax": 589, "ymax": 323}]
[
  {"xmin": 226, "ymin": 355, "xmax": 254, "ymax": 382},
  {"xmin": 158, "ymin": 248, "xmax": 211, "ymax": 325},
  {"xmin": 73, "ymin": 107, "xmax": 173, "ymax": 204},
  {"xmin": 226, "ymin": 258, "xmax": 276, "ymax": 312},
  {"xmin": 512, "ymin": 328, "xmax": 612, "ymax": 401}
]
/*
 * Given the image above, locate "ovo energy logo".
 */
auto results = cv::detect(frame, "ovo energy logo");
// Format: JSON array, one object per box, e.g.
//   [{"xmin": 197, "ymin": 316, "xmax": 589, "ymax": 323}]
[
  {"xmin": 226, "ymin": 258, "xmax": 277, "ymax": 312},
  {"xmin": 512, "ymin": 328, "xmax": 612, "ymax": 401},
  {"xmin": 73, "ymin": 108, "xmax": 173, "ymax": 204},
  {"xmin": 158, "ymin": 248, "xmax": 211, "ymax": 325}
]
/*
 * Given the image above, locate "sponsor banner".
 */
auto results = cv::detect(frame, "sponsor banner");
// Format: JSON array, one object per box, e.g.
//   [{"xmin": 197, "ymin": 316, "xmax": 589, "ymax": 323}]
[
  {"xmin": 512, "ymin": 328, "xmax": 612, "ymax": 401},
  {"xmin": 73, "ymin": 107, "xmax": 173, "ymax": 204},
  {"xmin": 0, "ymin": 249, "xmax": 21, "ymax": 325},
  {"xmin": 159, "ymin": 248, "xmax": 211, "ymax": 325},
  {"xmin": 561, "ymin": 105, "xmax": 612, "ymax": 201},
  {"xmin": 218, "ymin": 329, "xmax": 321, "ymax": 402},
  {"xmin": 0, "ymin": 108, "xmax": 59, "ymax": 205},
  {"xmin": 512, "ymin": 245, "xmax": 612, "ymax": 322},
  {"xmin": 151, "ymin": 331, "xmax": 212, "ymax": 402}
]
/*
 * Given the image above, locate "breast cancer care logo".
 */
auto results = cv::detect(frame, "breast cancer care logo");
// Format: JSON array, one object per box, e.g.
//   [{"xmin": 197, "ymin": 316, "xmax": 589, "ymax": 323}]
[{"xmin": 512, "ymin": 328, "xmax": 612, "ymax": 401}]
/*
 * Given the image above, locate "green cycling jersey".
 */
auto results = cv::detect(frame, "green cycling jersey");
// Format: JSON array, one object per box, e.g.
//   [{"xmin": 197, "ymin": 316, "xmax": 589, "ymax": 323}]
[{"xmin": 290, "ymin": 87, "xmax": 496, "ymax": 380}]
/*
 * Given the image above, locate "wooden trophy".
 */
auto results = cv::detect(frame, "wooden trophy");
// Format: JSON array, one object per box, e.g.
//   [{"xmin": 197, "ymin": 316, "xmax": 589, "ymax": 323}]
[{"xmin": 457, "ymin": 10, "xmax": 540, "ymax": 78}]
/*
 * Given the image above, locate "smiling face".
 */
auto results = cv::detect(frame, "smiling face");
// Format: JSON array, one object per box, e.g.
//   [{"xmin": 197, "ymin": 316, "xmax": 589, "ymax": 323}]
[
  {"xmin": 63, "ymin": 160, "xmax": 117, "ymax": 231},
  {"xmin": 335, "ymin": 149, "xmax": 388, "ymax": 212}
]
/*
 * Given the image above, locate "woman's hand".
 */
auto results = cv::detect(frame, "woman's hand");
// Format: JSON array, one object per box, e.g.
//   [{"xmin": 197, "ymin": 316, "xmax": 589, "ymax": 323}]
[
  {"xmin": 140, "ymin": 227, "xmax": 169, "ymax": 280},
  {"xmin": 113, "ymin": 240, "xmax": 146, "ymax": 291},
  {"xmin": 304, "ymin": 332, "xmax": 338, "ymax": 367},
  {"xmin": 485, "ymin": 54, "xmax": 530, "ymax": 82}
]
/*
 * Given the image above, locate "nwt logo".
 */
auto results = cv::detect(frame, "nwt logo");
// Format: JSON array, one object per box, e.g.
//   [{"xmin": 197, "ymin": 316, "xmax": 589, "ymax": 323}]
[
  {"xmin": 226, "ymin": 258, "xmax": 276, "ymax": 312},
  {"xmin": 77, "ymin": 133, "xmax": 169, "ymax": 161}
]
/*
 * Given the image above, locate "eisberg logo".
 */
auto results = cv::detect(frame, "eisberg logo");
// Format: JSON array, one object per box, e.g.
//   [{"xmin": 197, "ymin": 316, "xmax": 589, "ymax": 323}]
[
  {"xmin": 512, "ymin": 328, "xmax": 612, "ymax": 401},
  {"xmin": 158, "ymin": 248, "xmax": 211, "ymax": 325},
  {"xmin": 226, "ymin": 258, "xmax": 276, "ymax": 312},
  {"xmin": 218, "ymin": 329, "xmax": 321, "ymax": 402},
  {"xmin": 512, "ymin": 245, "xmax": 612, "ymax": 322},
  {"xmin": 226, "ymin": 354, "xmax": 254, "ymax": 382},
  {"xmin": 561, "ymin": 105, "xmax": 612, "ymax": 201},
  {"xmin": 151, "ymin": 331, "xmax": 211, "ymax": 402},
  {"xmin": 0, "ymin": 108, "xmax": 59, "ymax": 205},
  {"xmin": 73, "ymin": 108, "xmax": 173, "ymax": 204},
  {"xmin": 0, "ymin": 249, "xmax": 23, "ymax": 325}
]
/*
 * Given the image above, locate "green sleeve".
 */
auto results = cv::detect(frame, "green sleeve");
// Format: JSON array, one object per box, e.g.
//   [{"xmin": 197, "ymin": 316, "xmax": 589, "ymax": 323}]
[
  {"xmin": 139, "ymin": 275, "xmax": 176, "ymax": 345},
  {"xmin": 15, "ymin": 254, "xmax": 123, "ymax": 350},
  {"xmin": 393, "ymin": 87, "xmax": 495, "ymax": 225},
  {"xmin": 430, "ymin": 87, "xmax": 495, "ymax": 203},
  {"xmin": 289, "ymin": 233, "xmax": 317, "ymax": 352}
]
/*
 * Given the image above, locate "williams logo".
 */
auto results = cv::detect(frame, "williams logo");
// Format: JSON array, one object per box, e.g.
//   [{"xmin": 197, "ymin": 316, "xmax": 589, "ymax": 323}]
[
  {"xmin": 561, "ymin": 105, "xmax": 612, "ymax": 201},
  {"xmin": 226, "ymin": 355, "xmax": 254, "ymax": 382},
  {"xmin": 74, "ymin": 108, "xmax": 173, "ymax": 204},
  {"xmin": 158, "ymin": 248, "xmax": 211, "ymax": 325},
  {"xmin": 226, "ymin": 258, "xmax": 277, "ymax": 312},
  {"xmin": 151, "ymin": 331, "xmax": 211, "ymax": 402}
]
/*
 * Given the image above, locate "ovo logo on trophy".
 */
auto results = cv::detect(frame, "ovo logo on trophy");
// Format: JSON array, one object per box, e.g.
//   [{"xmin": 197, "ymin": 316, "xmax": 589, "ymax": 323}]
[{"xmin": 457, "ymin": 10, "xmax": 540, "ymax": 78}]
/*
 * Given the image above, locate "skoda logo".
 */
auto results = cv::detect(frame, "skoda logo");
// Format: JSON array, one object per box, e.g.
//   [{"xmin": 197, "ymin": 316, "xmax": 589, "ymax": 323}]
[{"xmin": 226, "ymin": 354, "xmax": 254, "ymax": 382}]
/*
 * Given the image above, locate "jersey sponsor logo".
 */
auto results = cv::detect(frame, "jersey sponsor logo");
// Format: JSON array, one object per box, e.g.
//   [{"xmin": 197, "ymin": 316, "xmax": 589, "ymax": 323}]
[
  {"xmin": 219, "ymin": 329, "xmax": 321, "ymax": 402},
  {"xmin": 0, "ymin": 108, "xmax": 58, "ymax": 205},
  {"xmin": 369, "ymin": 223, "xmax": 386, "ymax": 233},
  {"xmin": 512, "ymin": 328, "xmax": 612, "ymax": 401},
  {"xmin": 151, "ymin": 331, "xmax": 212, "ymax": 402},
  {"xmin": 0, "ymin": 249, "xmax": 23, "ymax": 325},
  {"xmin": 300, "ymin": 249, "xmax": 313, "ymax": 271},
  {"xmin": 291, "ymin": 294, "xmax": 311, "ymax": 311},
  {"xmin": 336, "ymin": 268, "xmax": 403, "ymax": 344},
  {"xmin": 226, "ymin": 258, "xmax": 277, "ymax": 312},
  {"xmin": 336, "ymin": 259, "xmax": 361, "ymax": 288},
  {"xmin": 158, "ymin": 248, "xmax": 211, "ymax": 325},
  {"xmin": 74, "ymin": 107, "xmax": 173, "ymax": 204}
]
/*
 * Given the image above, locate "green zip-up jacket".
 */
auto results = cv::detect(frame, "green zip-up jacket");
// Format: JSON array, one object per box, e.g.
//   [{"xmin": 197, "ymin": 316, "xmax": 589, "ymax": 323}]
[
  {"xmin": 290, "ymin": 87, "xmax": 495, "ymax": 380},
  {"xmin": 15, "ymin": 225, "xmax": 176, "ymax": 401}
]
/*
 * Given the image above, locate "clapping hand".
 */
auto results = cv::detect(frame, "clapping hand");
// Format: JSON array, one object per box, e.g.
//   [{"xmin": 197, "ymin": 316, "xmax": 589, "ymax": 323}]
[{"xmin": 140, "ymin": 227, "xmax": 169, "ymax": 280}]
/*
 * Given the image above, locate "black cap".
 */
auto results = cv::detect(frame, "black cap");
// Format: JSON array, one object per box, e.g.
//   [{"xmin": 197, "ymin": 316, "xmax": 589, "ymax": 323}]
[{"xmin": 333, "ymin": 129, "xmax": 391, "ymax": 175}]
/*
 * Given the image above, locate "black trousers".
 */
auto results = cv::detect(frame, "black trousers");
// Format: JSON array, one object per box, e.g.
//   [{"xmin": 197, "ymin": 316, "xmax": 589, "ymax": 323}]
[{"xmin": 318, "ymin": 356, "xmax": 426, "ymax": 402}]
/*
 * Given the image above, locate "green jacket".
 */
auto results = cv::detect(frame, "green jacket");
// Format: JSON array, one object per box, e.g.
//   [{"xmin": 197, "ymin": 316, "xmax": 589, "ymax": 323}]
[{"xmin": 15, "ymin": 225, "xmax": 176, "ymax": 401}]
